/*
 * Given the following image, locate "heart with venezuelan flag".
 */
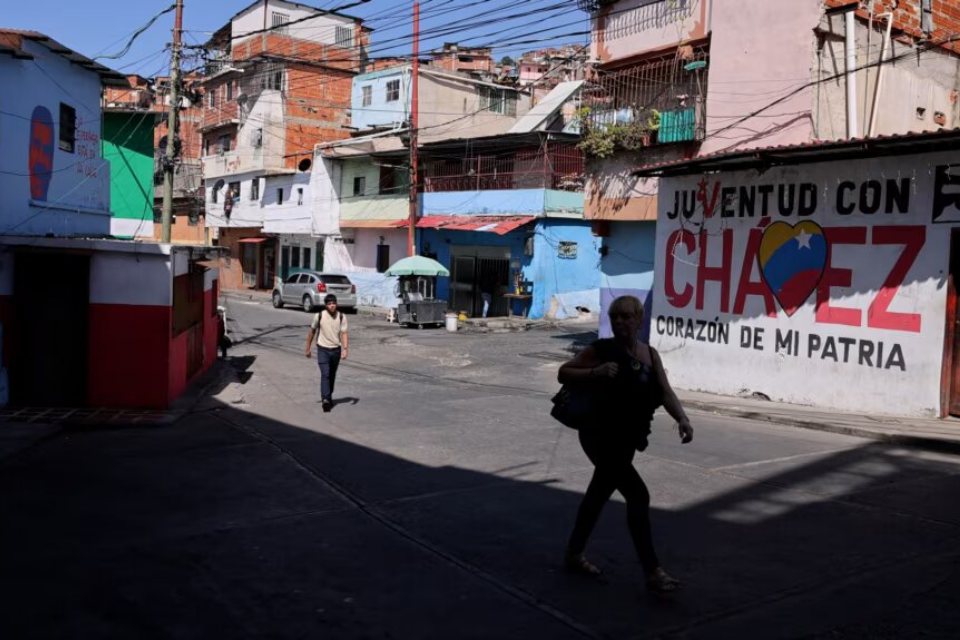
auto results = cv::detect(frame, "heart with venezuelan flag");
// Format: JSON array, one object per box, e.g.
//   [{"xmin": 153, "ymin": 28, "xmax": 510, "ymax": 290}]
[{"xmin": 758, "ymin": 221, "xmax": 828, "ymax": 317}]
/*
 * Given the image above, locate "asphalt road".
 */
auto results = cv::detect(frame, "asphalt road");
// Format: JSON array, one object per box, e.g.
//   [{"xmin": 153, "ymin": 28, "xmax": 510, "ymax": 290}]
[{"xmin": 2, "ymin": 298, "xmax": 959, "ymax": 638}]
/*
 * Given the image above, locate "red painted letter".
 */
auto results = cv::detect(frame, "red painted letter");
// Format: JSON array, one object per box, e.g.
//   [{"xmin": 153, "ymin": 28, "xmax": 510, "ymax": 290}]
[
  {"xmin": 664, "ymin": 229, "xmax": 695, "ymax": 308},
  {"xmin": 867, "ymin": 225, "xmax": 924, "ymax": 333},
  {"xmin": 697, "ymin": 229, "xmax": 733, "ymax": 313},
  {"xmin": 816, "ymin": 226, "xmax": 867, "ymax": 327}
]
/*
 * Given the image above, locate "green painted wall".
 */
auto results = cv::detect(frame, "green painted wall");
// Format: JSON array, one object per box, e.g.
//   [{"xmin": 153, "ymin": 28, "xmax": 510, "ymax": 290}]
[{"xmin": 102, "ymin": 112, "xmax": 155, "ymax": 236}]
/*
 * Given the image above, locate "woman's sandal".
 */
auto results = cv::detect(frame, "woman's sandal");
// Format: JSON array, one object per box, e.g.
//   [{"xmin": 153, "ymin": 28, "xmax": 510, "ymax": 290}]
[
  {"xmin": 646, "ymin": 568, "xmax": 682, "ymax": 594},
  {"xmin": 564, "ymin": 553, "xmax": 602, "ymax": 576}
]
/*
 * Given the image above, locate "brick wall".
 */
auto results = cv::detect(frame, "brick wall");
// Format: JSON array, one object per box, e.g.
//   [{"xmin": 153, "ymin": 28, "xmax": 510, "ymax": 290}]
[
  {"xmin": 217, "ymin": 227, "xmax": 270, "ymax": 290},
  {"xmin": 825, "ymin": 0, "xmax": 960, "ymax": 53},
  {"xmin": 232, "ymin": 34, "xmax": 361, "ymax": 72}
]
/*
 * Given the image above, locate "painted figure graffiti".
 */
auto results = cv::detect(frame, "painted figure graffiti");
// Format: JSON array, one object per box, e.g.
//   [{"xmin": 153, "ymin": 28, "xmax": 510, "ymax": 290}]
[{"xmin": 29, "ymin": 105, "xmax": 55, "ymax": 201}]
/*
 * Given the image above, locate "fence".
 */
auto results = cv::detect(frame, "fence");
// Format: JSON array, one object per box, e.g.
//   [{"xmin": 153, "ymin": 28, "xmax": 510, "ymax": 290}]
[{"xmin": 421, "ymin": 143, "xmax": 584, "ymax": 192}]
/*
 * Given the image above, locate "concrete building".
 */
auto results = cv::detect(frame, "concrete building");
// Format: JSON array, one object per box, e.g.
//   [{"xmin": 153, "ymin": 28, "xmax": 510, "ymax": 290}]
[
  {"xmin": 0, "ymin": 29, "xmax": 220, "ymax": 408},
  {"xmin": 102, "ymin": 75, "xmax": 158, "ymax": 239},
  {"xmin": 199, "ymin": 0, "xmax": 370, "ymax": 290},
  {"xmin": 517, "ymin": 45, "xmax": 588, "ymax": 90},
  {"xmin": 639, "ymin": 130, "xmax": 960, "ymax": 418},
  {"xmin": 427, "ymin": 43, "xmax": 494, "ymax": 77},
  {"xmin": 579, "ymin": 0, "xmax": 960, "ymax": 336}
]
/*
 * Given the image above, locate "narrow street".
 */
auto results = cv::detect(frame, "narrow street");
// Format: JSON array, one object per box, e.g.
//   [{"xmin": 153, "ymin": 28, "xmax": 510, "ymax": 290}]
[{"xmin": 4, "ymin": 297, "xmax": 960, "ymax": 638}]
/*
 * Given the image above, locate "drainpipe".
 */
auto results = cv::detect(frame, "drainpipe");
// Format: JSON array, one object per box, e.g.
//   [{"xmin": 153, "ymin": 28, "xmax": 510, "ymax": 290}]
[
  {"xmin": 868, "ymin": 13, "xmax": 893, "ymax": 137},
  {"xmin": 845, "ymin": 9, "xmax": 860, "ymax": 138},
  {"xmin": 922, "ymin": 0, "xmax": 933, "ymax": 36}
]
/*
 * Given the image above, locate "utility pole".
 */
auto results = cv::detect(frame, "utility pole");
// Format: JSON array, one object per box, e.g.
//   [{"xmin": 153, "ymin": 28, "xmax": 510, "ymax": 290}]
[
  {"xmin": 407, "ymin": 0, "xmax": 419, "ymax": 257},
  {"xmin": 161, "ymin": 0, "xmax": 184, "ymax": 243}
]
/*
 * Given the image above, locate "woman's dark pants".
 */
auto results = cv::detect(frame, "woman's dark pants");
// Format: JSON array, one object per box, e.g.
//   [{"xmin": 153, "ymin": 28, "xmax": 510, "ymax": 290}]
[{"xmin": 567, "ymin": 428, "xmax": 659, "ymax": 572}]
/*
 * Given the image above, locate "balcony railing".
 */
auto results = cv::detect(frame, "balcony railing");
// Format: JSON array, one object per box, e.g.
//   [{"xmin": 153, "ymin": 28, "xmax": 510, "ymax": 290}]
[
  {"xmin": 421, "ymin": 143, "xmax": 584, "ymax": 193},
  {"xmin": 581, "ymin": 45, "xmax": 708, "ymax": 146}
]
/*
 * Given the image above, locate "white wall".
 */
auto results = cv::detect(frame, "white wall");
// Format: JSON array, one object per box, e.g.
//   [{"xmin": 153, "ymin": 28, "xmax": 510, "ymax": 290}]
[
  {"xmin": 311, "ymin": 154, "xmax": 342, "ymax": 235},
  {"xmin": 652, "ymin": 150, "xmax": 960, "ymax": 417},
  {"xmin": 261, "ymin": 172, "xmax": 313, "ymax": 234},
  {"xmin": 0, "ymin": 39, "xmax": 111, "ymax": 236},
  {"xmin": 205, "ymin": 169, "xmax": 265, "ymax": 229},
  {"xmin": 232, "ymin": 0, "xmax": 356, "ymax": 47}
]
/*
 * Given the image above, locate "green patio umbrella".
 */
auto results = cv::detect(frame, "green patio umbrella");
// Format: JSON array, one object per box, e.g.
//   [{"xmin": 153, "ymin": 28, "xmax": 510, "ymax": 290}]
[{"xmin": 384, "ymin": 255, "xmax": 450, "ymax": 277}]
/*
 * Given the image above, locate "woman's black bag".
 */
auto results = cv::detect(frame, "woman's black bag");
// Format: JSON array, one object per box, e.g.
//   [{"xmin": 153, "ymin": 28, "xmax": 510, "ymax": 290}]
[{"xmin": 550, "ymin": 384, "xmax": 596, "ymax": 430}]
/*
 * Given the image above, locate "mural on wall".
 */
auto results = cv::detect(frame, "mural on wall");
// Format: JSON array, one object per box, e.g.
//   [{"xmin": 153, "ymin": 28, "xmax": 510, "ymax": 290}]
[
  {"xmin": 29, "ymin": 106, "xmax": 54, "ymax": 201},
  {"xmin": 652, "ymin": 154, "xmax": 960, "ymax": 415}
]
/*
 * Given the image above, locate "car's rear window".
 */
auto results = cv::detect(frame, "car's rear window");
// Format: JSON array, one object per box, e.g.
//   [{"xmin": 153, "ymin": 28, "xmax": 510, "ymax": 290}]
[{"xmin": 321, "ymin": 275, "xmax": 351, "ymax": 285}]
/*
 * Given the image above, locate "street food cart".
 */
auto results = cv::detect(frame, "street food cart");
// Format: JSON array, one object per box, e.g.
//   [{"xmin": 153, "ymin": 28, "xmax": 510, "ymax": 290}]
[{"xmin": 385, "ymin": 256, "xmax": 450, "ymax": 329}]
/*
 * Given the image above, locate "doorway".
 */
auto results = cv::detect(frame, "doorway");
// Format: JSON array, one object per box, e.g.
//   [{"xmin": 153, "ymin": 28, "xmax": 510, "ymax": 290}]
[
  {"xmin": 449, "ymin": 245, "xmax": 510, "ymax": 317},
  {"xmin": 945, "ymin": 230, "xmax": 960, "ymax": 416},
  {"xmin": 12, "ymin": 252, "xmax": 90, "ymax": 406}
]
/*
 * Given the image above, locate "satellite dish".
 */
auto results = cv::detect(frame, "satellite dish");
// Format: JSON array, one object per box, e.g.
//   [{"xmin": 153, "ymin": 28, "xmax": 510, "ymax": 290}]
[{"xmin": 298, "ymin": 158, "xmax": 312, "ymax": 172}]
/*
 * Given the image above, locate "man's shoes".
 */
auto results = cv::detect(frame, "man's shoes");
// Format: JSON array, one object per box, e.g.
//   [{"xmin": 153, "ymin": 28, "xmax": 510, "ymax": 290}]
[{"xmin": 322, "ymin": 400, "xmax": 332, "ymax": 413}]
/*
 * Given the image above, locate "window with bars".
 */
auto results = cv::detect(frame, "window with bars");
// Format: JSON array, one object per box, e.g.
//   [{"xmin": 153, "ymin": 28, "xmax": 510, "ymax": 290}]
[
  {"xmin": 271, "ymin": 11, "xmax": 290, "ymax": 35},
  {"xmin": 261, "ymin": 64, "xmax": 284, "ymax": 91},
  {"xmin": 478, "ymin": 87, "xmax": 517, "ymax": 116},
  {"xmin": 335, "ymin": 25, "xmax": 353, "ymax": 48},
  {"xmin": 385, "ymin": 80, "xmax": 400, "ymax": 102},
  {"xmin": 361, "ymin": 85, "xmax": 372, "ymax": 106},
  {"xmin": 581, "ymin": 46, "xmax": 708, "ymax": 145}
]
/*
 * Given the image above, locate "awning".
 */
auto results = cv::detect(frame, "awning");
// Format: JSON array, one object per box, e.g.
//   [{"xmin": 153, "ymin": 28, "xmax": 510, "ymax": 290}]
[
  {"xmin": 238, "ymin": 237, "xmax": 270, "ymax": 244},
  {"xmin": 340, "ymin": 219, "xmax": 407, "ymax": 229},
  {"xmin": 396, "ymin": 215, "xmax": 536, "ymax": 236}
]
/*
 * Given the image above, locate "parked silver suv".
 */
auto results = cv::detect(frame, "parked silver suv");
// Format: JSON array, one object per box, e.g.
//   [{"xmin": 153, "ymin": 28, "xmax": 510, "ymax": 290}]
[{"xmin": 272, "ymin": 271, "xmax": 357, "ymax": 312}]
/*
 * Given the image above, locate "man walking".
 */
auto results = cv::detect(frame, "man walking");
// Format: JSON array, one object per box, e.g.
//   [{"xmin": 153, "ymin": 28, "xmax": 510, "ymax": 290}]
[{"xmin": 305, "ymin": 294, "xmax": 349, "ymax": 412}]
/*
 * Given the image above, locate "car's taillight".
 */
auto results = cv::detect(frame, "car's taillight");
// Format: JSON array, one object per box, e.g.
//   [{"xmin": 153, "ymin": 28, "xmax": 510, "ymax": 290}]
[
  {"xmin": 317, "ymin": 282, "xmax": 326, "ymax": 293},
  {"xmin": 351, "ymin": 284, "xmax": 356, "ymax": 294}
]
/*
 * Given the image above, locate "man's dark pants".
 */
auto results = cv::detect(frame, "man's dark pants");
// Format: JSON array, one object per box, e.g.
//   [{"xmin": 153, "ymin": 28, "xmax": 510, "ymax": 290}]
[{"xmin": 316, "ymin": 346, "xmax": 342, "ymax": 403}]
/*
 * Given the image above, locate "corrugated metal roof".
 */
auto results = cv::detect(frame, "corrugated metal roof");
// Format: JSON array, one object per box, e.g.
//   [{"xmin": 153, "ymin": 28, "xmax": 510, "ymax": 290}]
[
  {"xmin": 631, "ymin": 128, "xmax": 960, "ymax": 177},
  {"xmin": 508, "ymin": 81, "xmax": 583, "ymax": 134},
  {"xmin": 395, "ymin": 215, "xmax": 536, "ymax": 235}
]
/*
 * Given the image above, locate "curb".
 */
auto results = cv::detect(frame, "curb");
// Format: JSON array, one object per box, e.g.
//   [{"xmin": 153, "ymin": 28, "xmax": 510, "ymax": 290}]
[{"xmin": 683, "ymin": 400, "xmax": 960, "ymax": 456}]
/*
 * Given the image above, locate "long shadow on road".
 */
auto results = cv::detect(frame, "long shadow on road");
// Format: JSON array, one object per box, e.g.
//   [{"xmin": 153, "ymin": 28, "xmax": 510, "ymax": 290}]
[{"xmin": 1, "ymin": 397, "xmax": 960, "ymax": 638}]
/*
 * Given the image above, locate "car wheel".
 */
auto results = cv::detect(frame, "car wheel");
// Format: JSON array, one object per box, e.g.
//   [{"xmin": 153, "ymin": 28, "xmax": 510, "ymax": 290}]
[
  {"xmin": 303, "ymin": 295, "xmax": 314, "ymax": 312},
  {"xmin": 272, "ymin": 291, "xmax": 284, "ymax": 308}
]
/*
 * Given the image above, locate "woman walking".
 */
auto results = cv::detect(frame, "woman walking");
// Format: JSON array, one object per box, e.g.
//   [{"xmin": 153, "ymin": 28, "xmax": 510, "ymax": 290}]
[{"xmin": 558, "ymin": 295, "xmax": 693, "ymax": 593}]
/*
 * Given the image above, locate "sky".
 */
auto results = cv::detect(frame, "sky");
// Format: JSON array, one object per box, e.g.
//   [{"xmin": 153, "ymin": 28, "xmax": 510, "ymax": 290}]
[{"xmin": 4, "ymin": 0, "xmax": 590, "ymax": 77}]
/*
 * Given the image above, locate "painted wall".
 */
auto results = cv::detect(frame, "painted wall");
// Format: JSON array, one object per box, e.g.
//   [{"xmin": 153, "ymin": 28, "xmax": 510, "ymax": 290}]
[
  {"xmin": 423, "ymin": 189, "xmax": 550, "ymax": 216},
  {"xmin": 232, "ymin": 0, "xmax": 357, "ymax": 48},
  {"xmin": 312, "ymin": 154, "xmax": 342, "ymax": 235},
  {"xmin": 700, "ymin": 0, "xmax": 821, "ymax": 155},
  {"xmin": 0, "ymin": 39, "xmax": 110, "ymax": 236},
  {"xmin": 260, "ymin": 172, "xmax": 313, "ymax": 234},
  {"xmin": 528, "ymin": 220, "xmax": 601, "ymax": 318},
  {"xmin": 350, "ymin": 67, "xmax": 529, "ymax": 139},
  {"xmin": 419, "ymin": 229, "xmax": 525, "ymax": 304},
  {"xmin": 598, "ymin": 221, "xmax": 657, "ymax": 338},
  {"xmin": 652, "ymin": 150, "xmax": 960, "ymax": 417},
  {"xmin": 205, "ymin": 169, "xmax": 265, "ymax": 229},
  {"xmin": 591, "ymin": 0, "xmax": 708, "ymax": 64},
  {"xmin": 103, "ymin": 111, "xmax": 155, "ymax": 238},
  {"xmin": 351, "ymin": 67, "xmax": 410, "ymax": 130}
]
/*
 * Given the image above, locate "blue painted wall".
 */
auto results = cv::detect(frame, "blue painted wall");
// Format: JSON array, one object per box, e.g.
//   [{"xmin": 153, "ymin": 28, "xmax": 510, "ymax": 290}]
[
  {"xmin": 598, "ymin": 221, "xmax": 657, "ymax": 339},
  {"xmin": 419, "ymin": 228, "xmax": 524, "ymax": 304},
  {"xmin": 423, "ymin": 189, "xmax": 547, "ymax": 216},
  {"xmin": 351, "ymin": 68, "xmax": 409, "ymax": 130},
  {"xmin": 527, "ymin": 220, "xmax": 600, "ymax": 318},
  {"xmin": 419, "ymin": 219, "xmax": 599, "ymax": 320}
]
